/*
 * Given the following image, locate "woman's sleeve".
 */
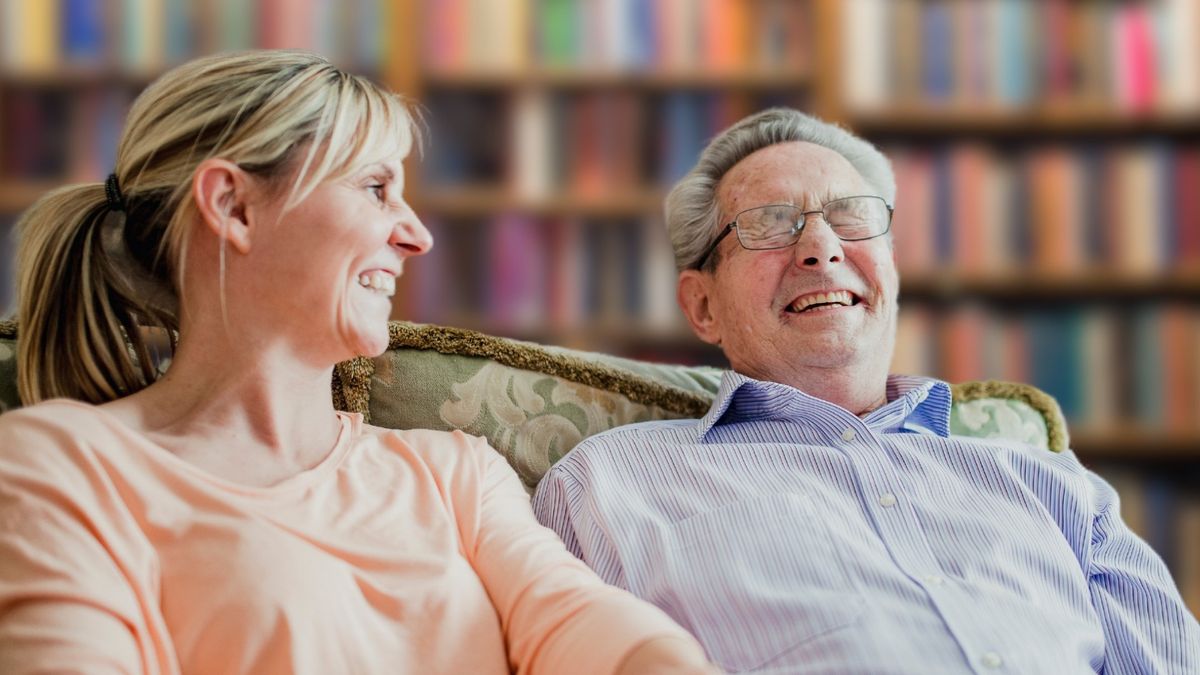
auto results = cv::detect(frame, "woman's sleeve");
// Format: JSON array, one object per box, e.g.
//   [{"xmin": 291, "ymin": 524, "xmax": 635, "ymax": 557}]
[
  {"xmin": 458, "ymin": 434, "xmax": 699, "ymax": 675},
  {"xmin": 0, "ymin": 411, "xmax": 163, "ymax": 675}
]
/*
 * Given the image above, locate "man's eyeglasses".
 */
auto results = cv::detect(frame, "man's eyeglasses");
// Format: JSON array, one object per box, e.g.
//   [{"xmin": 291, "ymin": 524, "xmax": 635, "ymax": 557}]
[{"xmin": 693, "ymin": 195, "xmax": 893, "ymax": 270}]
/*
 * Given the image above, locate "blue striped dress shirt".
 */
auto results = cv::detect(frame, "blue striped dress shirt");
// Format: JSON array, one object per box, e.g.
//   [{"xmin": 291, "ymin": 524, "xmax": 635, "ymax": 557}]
[{"xmin": 533, "ymin": 372, "xmax": 1200, "ymax": 674}]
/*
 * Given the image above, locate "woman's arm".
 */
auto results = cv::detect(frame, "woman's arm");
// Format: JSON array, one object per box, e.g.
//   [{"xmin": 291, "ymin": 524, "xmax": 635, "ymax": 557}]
[
  {"xmin": 617, "ymin": 636, "xmax": 719, "ymax": 675},
  {"xmin": 0, "ymin": 410, "xmax": 165, "ymax": 675},
  {"xmin": 458, "ymin": 434, "xmax": 713, "ymax": 674}
]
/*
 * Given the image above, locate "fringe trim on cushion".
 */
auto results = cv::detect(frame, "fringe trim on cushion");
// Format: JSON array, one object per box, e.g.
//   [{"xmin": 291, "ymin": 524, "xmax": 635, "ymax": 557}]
[
  {"xmin": 387, "ymin": 321, "xmax": 714, "ymax": 417},
  {"xmin": 0, "ymin": 319, "xmax": 1071, "ymax": 448},
  {"xmin": 333, "ymin": 356, "xmax": 374, "ymax": 420},
  {"xmin": 952, "ymin": 380, "xmax": 1069, "ymax": 453}
]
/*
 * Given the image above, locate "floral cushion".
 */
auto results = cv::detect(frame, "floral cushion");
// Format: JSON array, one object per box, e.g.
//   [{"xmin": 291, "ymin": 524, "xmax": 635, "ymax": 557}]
[
  {"xmin": 0, "ymin": 335, "xmax": 16, "ymax": 415},
  {"xmin": 0, "ymin": 321, "xmax": 1068, "ymax": 492},
  {"xmin": 351, "ymin": 323, "xmax": 1068, "ymax": 492}
]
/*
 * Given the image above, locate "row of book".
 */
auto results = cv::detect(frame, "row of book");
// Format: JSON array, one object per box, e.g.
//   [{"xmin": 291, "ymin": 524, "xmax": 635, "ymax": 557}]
[
  {"xmin": 1, "ymin": 85, "xmax": 132, "ymax": 182},
  {"xmin": 1093, "ymin": 463, "xmax": 1200, "ymax": 619},
  {"xmin": 421, "ymin": 92, "xmax": 1200, "ymax": 265},
  {"xmin": 894, "ymin": 304, "xmax": 1200, "ymax": 432},
  {"xmin": 6, "ymin": 88, "xmax": 1198, "ymax": 279},
  {"xmin": 397, "ymin": 215, "xmax": 1200, "ymax": 432},
  {"xmin": 424, "ymin": 89, "xmax": 806, "ymax": 192},
  {"xmin": 403, "ymin": 215, "xmax": 683, "ymax": 335},
  {"xmin": 888, "ymin": 142, "xmax": 1200, "ymax": 275},
  {"xmin": 0, "ymin": 0, "xmax": 384, "ymax": 74},
  {"xmin": 423, "ymin": 0, "xmax": 810, "ymax": 75},
  {"xmin": 844, "ymin": 0, "xmax": 1200, "ymax": 113}
]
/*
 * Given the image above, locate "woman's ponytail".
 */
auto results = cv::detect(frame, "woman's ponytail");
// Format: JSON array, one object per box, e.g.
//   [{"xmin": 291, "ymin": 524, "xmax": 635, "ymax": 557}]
[{"xmin": 15, "ymin": 183, "xmax": 173, "ymax": 405}]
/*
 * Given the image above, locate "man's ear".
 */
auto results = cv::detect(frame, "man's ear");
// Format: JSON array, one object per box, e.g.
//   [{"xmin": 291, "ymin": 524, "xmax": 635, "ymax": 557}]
[
  {"xmin": 192, "ymin": 158, "xmax": 253, "ymax": 254},
  {"xmin": 677, "ymin": 269, "xmax": 722, "ymax": 346}
]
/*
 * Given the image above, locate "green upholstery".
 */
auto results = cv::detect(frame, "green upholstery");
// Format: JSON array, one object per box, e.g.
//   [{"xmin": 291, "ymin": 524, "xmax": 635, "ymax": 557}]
[{"xmin": 0, "ymin": 320, "xmax": 1069, "ymax": 492}]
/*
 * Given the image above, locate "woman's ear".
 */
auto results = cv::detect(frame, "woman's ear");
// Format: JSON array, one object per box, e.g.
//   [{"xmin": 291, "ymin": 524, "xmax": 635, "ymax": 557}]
[
  {"xmin": 192, "ymin": 158, "xmax": 253, "ymax": 254},
  {"xmin": 677, "ymin": 269, "xmax": 723, "ymax": 346}
]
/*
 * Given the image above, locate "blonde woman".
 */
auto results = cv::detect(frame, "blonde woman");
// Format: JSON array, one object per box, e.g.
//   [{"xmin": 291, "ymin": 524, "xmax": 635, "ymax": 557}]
[{"xmin": 0, "ymin": 51, "xmax": 712, "ymax": 674}]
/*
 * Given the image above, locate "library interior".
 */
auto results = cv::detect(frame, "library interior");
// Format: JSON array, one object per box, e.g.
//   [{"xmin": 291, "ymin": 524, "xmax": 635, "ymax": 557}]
[{"xmin": 1, "ymin": 0, "xmax": 1198, "ymax": 617}]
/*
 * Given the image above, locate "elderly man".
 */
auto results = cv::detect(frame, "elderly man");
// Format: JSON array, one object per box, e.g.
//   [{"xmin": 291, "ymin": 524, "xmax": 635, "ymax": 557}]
[{"xmin": 533, "ymin": 108, "xmax": 1200, "ymax": 673}]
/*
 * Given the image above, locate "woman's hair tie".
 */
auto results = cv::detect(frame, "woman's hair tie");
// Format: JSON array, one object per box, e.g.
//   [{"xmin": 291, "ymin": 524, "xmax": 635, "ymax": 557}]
[{"xmin": 104, "ymin": 173, "xmax": 126, "ymax": 213}]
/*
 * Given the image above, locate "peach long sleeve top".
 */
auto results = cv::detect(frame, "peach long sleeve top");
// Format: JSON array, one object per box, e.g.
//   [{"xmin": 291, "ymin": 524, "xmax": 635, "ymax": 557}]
[{"xmin": 0, "ymin": 400, "xmax": 691, "ymax": 674}]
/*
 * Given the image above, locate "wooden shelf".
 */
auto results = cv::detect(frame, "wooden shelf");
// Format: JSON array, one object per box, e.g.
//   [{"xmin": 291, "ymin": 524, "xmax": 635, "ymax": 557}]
[
  {"xmin": 1072, "ymin": 428, "xmax": 1200, "ymax": 461},
  {"xmin": 408, "ymin": 312, "xmax": 693, "ymax": 343},
  {"xmin": 847, "ymin": 106, "xmax": 1200, "ymax": 137},
  {"xmin": 415, "ymin": 186, "xmax": 665, "ymax": 218},
  {"xmin": 422, "ymin": 69, "xmax": 810, "ymax": 90},
  {"xmin": 0, "ymin": 67, "xmax": 159, "ymax": 87},
  {"xmin": 900, "ymin": 270, "xmax": 1200, "ymax": 301}
]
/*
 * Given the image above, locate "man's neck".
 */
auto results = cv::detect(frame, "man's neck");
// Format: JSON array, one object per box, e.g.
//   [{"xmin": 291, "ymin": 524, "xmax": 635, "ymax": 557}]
[{"xmin": 760, "ymin": 367, "xmax": 890, "ymax": 417}]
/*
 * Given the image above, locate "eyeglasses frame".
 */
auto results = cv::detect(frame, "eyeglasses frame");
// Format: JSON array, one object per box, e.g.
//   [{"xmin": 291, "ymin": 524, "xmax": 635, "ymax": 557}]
[{"xmin": 692, "ymin": 195, "xmax": 894, "ymax": 271}]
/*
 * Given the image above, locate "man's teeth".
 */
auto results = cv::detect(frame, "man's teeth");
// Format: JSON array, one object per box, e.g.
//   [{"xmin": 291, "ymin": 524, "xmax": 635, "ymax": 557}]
[
  {"xmin": 789, "ymin": 290, "xmax": 854, "ymax": 313},
  {"xmin": 358, "ymin": 272, "xmax": 396, "ymax": 296}
]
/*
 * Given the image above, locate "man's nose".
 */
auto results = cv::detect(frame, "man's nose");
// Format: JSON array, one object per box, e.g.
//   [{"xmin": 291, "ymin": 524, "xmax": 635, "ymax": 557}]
[{"xmin": 792, "ymin": 211, "xmax": 843, "ymax": 267}]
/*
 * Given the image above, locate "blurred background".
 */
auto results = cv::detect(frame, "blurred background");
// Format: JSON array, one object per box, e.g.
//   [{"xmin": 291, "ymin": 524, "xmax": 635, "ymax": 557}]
[{"xmin": 0, "ymin": 0, "xmax": 1197, "ymax": 613}]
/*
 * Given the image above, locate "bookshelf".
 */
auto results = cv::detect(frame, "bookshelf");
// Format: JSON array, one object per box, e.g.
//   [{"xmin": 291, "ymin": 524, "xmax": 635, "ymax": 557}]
[
  {"xmin": 398, "ymin": 0, "xmax": 818, "ymax": 368},
  {"xmin": 823, "ymin": 0, "xmax": 1200, "ymax": 616},
  {"xmin": 0, "ymin": 0, "xmax": 1198, "ymax": 615},
  {"xmin": 399, "ymin": 0, "xmax": 1200, "ymax": 613}
]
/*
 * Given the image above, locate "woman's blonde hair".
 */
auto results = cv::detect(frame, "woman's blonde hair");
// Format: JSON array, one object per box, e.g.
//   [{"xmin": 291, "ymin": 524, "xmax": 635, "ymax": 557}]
[{"xmin": 16, "ymin": 50, "xmax": 419, "ymax": 405}]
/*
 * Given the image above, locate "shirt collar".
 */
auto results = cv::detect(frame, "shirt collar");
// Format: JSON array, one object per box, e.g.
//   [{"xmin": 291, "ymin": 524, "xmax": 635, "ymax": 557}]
[{"xmin": 695, "ymin": 371, "xmax": 952, "ymax": 442}]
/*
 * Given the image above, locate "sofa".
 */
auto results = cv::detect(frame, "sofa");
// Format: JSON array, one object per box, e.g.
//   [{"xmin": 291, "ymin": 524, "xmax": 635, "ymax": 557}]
[{"xmin": 0, "ymin": 320, "xmax": 1068, "ymax": 492}]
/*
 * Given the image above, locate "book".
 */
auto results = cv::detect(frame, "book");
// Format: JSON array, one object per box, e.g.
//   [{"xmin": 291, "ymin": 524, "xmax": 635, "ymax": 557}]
[
  {"xmin": 991, "ymin": 0, "xmax": 1031, "ymax": 106},
  {"xmin": 61, "ymin": 0, "xmax": 107, "ymax": 65},
  {"xmin": 842, "ymin": 0, "xmax": 889, "ymax": 110},
  {"xmin": 1112, "ymin": 3, "xmax": 1157, "ymax": 113},
  {"xmin": 1162, "ymin": 0, "xmax": 1200, "ymax": 111},
  {"xmin": 1176, "ymin": 497, "xmax": 1200, "ymax": 618},
  {"xmin": 888, "ymin": 147, "xmax": 935, "ymax": 274},
  {"xmin": 892, "ymin": 305, "xmax": 935, "ymax": 377},
  {"xmin": 6, "ymin": 0, "xmax": 60, "ymax": 72}
]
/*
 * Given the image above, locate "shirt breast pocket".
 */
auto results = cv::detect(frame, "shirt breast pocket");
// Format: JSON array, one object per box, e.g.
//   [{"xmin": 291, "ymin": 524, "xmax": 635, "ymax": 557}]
[{"xmin": 662, "ymin": 492, "xmax": 863, "ymax": 672}]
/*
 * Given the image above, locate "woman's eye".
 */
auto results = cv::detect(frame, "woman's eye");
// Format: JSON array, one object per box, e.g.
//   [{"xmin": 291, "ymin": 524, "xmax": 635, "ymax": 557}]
[{"xmin": 369, "ymin": 184, "xmax": 386, "ymax": 202}]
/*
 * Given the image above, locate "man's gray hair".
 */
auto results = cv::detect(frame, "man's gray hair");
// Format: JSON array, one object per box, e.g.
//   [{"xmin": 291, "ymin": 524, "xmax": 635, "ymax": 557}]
[{"xmin": 665, "ymin": 107, "xmax": 896, "ymax": 272}]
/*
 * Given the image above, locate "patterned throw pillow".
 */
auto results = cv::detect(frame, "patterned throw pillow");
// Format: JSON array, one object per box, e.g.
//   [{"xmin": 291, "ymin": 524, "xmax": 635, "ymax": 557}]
[
  {"xmin": 0, "ymin": 323, "xmax": 16, "ymax": 415},
  {"xmin": 344, "ymin": 323, "xmax": 1068, "ymax": 491},
  {"xmin": 0, "ymin": 320, "xmax": 1068, "ymax": 492},
  {"xmin": 354, "ymin": 322, "xmax": 725, "ymax": 490}
]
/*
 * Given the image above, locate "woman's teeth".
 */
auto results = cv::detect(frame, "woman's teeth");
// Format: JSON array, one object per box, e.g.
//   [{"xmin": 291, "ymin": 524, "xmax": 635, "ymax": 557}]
[{"xmin": 358, "ymin": 272, "xmax": 395, "ymax": 297}]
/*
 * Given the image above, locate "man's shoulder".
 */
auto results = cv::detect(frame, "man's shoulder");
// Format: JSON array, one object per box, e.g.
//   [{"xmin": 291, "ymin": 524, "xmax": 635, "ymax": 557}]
[
  {"xmin": 549, "ymin": 418, "xmax": 698, "ymax": 474},
  {"xmin": 577, "ymin": 417, "xmax": 696, "ymax": 449}
]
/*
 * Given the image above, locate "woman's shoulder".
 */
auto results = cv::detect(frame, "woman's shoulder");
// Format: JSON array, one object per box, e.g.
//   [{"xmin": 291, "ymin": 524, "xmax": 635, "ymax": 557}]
[
  {"xmin": 357, "ymin": 423, "xmax": 499, "ymax": 473},
  {"xmin": 0, "ymin": 399, "xmax": 124, "ymax": 485},
  {"xmin": 0, "ymin": 398, "xmax": 113, "ymax": 439},
  {"xmin": 360, "ymin": 422, "xmax": 486, "ymax": 453}
]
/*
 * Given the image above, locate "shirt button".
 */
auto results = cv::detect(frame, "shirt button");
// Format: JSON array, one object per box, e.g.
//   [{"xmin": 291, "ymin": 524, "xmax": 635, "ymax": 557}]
[
  {"xmin": 981, "ymin": 652, "xmax": 1003, "ymax": 669},
  {"xmin": 878, "ymin": 493, "xmax": 897, "ymax": 508},
  {"xmin": 924, "ymin": 574, "xmax": 945, "ymax": 586},
  {"xmin": 841, "ymin": 428, "xmax": 856, "ymax": 441}
]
